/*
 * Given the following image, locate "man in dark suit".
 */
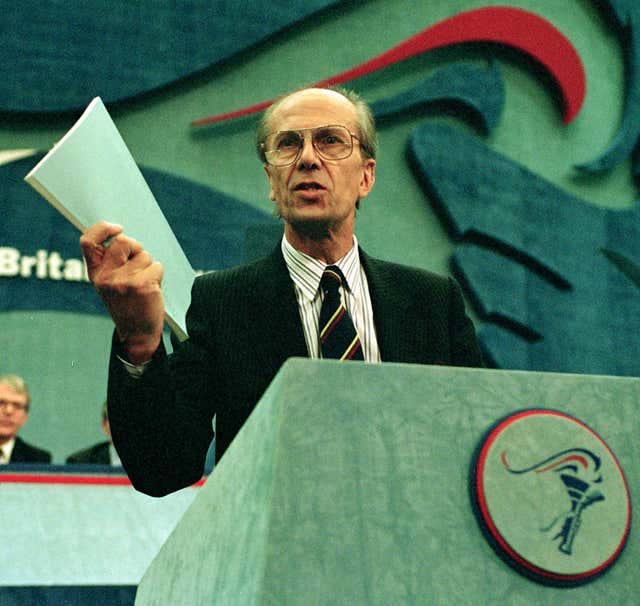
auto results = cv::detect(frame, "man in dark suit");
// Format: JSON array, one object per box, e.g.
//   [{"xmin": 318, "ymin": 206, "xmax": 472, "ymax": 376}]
[
  {"xmin": 66, "ymin": 401, "xmax": 121, "ymax": 466},
  {"xmin": 0, "ymin": 374, "xmax": 51, "ymax": 464},
  {"xmin": 81, "ymin": 87, "xmax": 482, "ymax": 496},
  {"xmin": 66, "ymin": 439, "xmax": 110, "ymax": 465}
]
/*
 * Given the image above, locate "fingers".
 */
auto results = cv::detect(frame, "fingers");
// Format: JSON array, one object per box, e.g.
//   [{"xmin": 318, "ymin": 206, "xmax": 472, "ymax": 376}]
[
  {"xmin": 81, "ymin": 222, "xmax": 164, "ymax": 302},
  {"xmin": 80, "ymin": 221, "xmax": 124, "ymax": 277},
  {"xmin": 92, "ymin": 240, "xmax": 163, "ymax": 295},
  {"xmin": 80, "ymin": 221, "xmax": 153, "ymax": 282},
  {"xmin": 147, "ymin": 261, "xmax": 164, "ymax": 285},
  {"xmin": 79, "ymin": 223, "xmax": 165, "ymax": 361},
  {"xmin": 101, "ymin": 234, "xmax": 144, "ymax": 271},
  {"xmin": 116, "ymin": 259, "xmax": 164, "ymax": 296},
  {"xmin": 81, "ymin": 221, "xmax": 124, "ymax": 245}
]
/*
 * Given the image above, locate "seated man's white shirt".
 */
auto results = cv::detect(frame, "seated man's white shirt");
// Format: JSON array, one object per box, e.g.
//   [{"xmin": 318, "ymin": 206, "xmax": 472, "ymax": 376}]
[{"xmin": 0, "ymin": 438, "xmax": 16, "ymax": 464}]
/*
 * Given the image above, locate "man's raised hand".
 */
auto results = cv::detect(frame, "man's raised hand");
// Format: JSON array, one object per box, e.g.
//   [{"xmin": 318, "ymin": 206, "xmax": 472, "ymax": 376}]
[{"xmin": 80, "ymin": 221, "xmax": 165, "ymax": 364}]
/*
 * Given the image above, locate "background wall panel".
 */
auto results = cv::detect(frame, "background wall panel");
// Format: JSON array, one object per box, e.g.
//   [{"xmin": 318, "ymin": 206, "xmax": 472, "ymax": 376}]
[{"xmin": 1, "ymin": 0, "xmax": 637, "ymax": 460}]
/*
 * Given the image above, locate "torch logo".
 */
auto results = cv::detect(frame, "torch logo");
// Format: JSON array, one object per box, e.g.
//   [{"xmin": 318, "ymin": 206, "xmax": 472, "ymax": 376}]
[
  {"xmin": 501, "ymin": 448, "xmax": 605, "ymax": 555},
  {"xmin": 472, "ymin": 409, "xmax": 631, "ymax": 586}
]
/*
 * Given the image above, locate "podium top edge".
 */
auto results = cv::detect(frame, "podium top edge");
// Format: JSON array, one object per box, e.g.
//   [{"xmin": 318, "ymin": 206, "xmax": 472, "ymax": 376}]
[{"xmin": 279, "ymin": 357, "xmax": 640, "ymax": 383}]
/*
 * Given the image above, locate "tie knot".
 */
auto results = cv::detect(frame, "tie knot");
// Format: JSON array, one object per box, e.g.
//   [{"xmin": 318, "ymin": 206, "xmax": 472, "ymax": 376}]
[{"xmin": 321, "ymin": 266, "xmax": 343, "ymax": 295}]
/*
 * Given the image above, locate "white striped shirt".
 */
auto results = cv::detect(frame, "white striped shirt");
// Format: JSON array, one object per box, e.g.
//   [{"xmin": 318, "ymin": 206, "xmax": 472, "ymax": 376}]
[
  {"xmin": 123, "ymin": 235, "xmax": 382, "ymax": 377},
  {"xmin": 281, "ymin": 235, "xmax": 381, "ymax": 362},
  {"xmin": 0, "ymin": 438, "xmax": 15, "ymax": 464}
]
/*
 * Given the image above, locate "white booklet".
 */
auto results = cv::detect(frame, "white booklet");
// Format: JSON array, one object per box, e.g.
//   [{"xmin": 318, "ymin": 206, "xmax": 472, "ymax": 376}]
[{"xmin": 24, "ymin": 97, "xmax": 195, "ymax": 340}]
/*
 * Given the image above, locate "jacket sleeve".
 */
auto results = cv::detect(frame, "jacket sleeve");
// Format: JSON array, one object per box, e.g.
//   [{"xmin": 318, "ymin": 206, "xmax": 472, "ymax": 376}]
[{"xmin": 107, "ymin": 278, "xmax": 218, "ymax": 497}]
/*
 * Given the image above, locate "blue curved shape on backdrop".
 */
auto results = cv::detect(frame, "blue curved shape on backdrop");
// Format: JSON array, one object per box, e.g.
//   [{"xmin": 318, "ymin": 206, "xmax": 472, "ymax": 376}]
[
  {"xmin": 0, "ymin": 155, "xmax": 278, "ymax": 315},
  {"xmin": 0, "ymin": 1, "xmax": 342, "ymax": 112},
  {"xmin": 370, "ymin": 62, "xmax": 505, "ymax": 136},
  {"xmin": 409, "ymin": 121, "xmax": 640, "ymax": 377},
  {"xmin": 578, "ymin": 0, "xmax": 640, "ymax": 179}
]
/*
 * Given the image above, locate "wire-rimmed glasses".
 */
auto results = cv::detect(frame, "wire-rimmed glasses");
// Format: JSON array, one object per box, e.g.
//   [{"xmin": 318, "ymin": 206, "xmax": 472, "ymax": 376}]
[{"xmin": 261, "ymin": 124, "xmax": 360, "ymax": 167}]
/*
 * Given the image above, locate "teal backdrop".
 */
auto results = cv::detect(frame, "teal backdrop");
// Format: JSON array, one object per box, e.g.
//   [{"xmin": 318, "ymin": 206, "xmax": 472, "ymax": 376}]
[{"xmin": 0, "ymin": 0, "xmax": 637, "ymax": 461}]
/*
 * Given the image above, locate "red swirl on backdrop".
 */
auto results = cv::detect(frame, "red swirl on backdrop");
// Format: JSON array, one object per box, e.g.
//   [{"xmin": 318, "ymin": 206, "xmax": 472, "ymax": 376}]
[{"xmin": 192, "ymin": 6, "xmax": 586, "ymax": 127}]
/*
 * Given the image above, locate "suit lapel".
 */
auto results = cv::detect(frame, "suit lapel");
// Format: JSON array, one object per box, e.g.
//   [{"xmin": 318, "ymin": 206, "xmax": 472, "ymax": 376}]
[
  {"xmin": 9, "ymin": 436, "xmax": 25, "ymax": 463},
  {"xmin": 360, "ymin": 250, "xmax": 414, "ymax": 363},
  {"xmin": 243, "ymin": 246, "xmax": 420, "ymax": 368},
  {"xmin": 246, "ymin": 247, "xmax": 308, "ymax": 376}
]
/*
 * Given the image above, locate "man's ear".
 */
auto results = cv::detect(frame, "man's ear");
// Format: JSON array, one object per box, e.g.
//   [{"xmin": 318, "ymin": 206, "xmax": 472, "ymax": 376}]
[
  {"xmin": 264, "ymin": 164, "xmax": 276, "ymax": 201},
  {"xmin": 358, "ymin": 158, "xmax": 376, "ymax": 200}
]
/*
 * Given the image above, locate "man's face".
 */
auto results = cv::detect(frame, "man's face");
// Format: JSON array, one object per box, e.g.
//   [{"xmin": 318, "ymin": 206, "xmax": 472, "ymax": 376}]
[
  {"xmin": 101, "ymin": 416, "xmax": 112, "ymax": 440},
  {"xmin": 263, "ymin": 89, "xmax": 375, "ymax": 235},
  {"xmin": 0, "ymin": 383, "xmax": 29, "ymax": 442}
]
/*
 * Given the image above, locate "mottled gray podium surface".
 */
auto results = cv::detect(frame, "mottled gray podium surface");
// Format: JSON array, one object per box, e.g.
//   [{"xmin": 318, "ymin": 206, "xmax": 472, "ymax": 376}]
[{"xmin": 136, "ymin": 359, "xmax": 638, "ymax": 605}]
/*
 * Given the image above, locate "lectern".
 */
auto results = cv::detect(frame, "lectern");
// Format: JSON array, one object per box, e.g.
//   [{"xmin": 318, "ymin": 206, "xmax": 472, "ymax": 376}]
[{"xmin": 136, "ymin": 359, "xmax": 638, "ymax": 605}]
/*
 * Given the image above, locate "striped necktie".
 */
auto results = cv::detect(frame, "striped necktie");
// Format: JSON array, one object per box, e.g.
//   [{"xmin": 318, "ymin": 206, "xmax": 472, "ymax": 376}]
[{"xmin": 319, "ymin": 265, "xmax": 364, "ymax": 361}]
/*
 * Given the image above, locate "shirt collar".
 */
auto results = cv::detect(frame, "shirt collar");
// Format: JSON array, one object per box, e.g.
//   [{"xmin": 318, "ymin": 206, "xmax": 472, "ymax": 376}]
[
  {"xmin": 109, "ymin": 442, "xmax": 122, "ymax": 467},
  {"xmin": 281, "ymin": 234, "xmax": 362, "ymax": 302},
  {"xmin": 0, "ymin": 437, "xmax": 16, "ymax": 462}
]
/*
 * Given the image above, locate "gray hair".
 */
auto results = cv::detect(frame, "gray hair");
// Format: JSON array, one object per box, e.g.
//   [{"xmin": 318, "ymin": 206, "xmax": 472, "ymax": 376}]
[
  {"xmin": 255, "ymin": 86, "xmax": 378, "ymax": 163},
  {"xmin": 0, "ymin": 374, "xmax": 30, "ymax": 410}
]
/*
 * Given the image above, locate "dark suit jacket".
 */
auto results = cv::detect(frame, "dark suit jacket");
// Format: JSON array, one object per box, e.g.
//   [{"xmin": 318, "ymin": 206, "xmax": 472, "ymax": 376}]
[
  {"xmin": 108, "ymin": 247, "xmax": 482, "ymax": 496},
  {"xmin": 66, "ymin": 441, "xmax": 111, "ymax": 465},
  {"xmin": 10, "ymin": 436, "xmax": 52, "ymax": 463}
]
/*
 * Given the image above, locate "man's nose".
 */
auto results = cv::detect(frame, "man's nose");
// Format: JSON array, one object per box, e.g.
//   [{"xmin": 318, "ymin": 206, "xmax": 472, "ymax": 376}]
[{"xmin": 297, "ymin": 135, "xmax": 320, "ymax": 168}]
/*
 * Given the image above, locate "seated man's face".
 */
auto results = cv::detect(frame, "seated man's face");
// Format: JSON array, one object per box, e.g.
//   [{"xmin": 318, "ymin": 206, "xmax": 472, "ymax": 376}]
[{"xmin": 0, "ymin": 383, "xmax": 29, "ymax": 442}]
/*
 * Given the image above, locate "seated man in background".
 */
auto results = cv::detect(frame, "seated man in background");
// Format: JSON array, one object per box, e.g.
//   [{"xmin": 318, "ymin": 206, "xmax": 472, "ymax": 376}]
[
  {"xmin": 0, "ymin": 374, "xmax": 51, "ymax": 464},
  {"xmin": 66, "ymin": 401, "xmax": 122, "ymax": 466}
]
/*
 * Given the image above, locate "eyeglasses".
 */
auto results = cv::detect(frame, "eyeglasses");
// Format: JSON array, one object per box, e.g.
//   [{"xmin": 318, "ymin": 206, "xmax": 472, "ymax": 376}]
[
  {"xmin": 0, "ymin": 399, "xmax": 28, "ymax": 412},
  {"xmin": 261, "ymin": 124, "xmax": 361, "ymax": 167}
]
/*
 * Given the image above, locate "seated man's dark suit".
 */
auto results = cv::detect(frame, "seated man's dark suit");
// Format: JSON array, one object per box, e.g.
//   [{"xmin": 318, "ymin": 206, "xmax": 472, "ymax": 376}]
[
  {"xmin": 9, "ymin": 436, "xmax": 52, "ymax": 463},
  {"xmin": 66, "ymin": 441, "xmax": 111, "ymax": 465},
  {"xmin": 108, "ymin": 247, "xmax": 482, "ymax": 496}
]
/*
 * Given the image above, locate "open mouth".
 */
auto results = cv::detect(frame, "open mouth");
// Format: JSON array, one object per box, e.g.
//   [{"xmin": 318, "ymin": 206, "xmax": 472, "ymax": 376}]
[{"xmin": 294, "ymin": 182, "xmax": 325, "ymax": 191}]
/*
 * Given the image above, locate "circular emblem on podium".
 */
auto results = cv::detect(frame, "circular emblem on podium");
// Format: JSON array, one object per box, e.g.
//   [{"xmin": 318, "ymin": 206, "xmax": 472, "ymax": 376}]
[{"xmin": 470, "ymin": 409, "xmax": 631, "ymax": 586}]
